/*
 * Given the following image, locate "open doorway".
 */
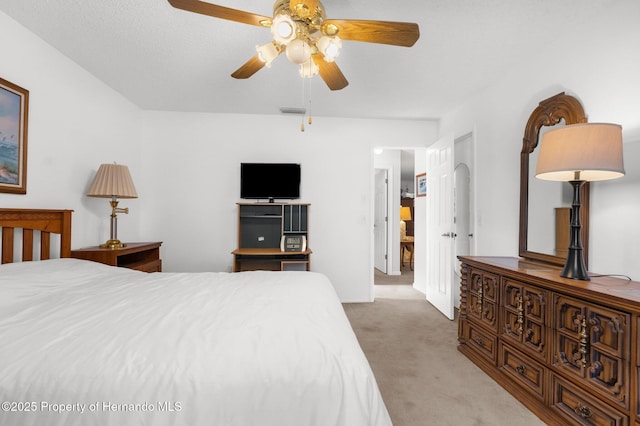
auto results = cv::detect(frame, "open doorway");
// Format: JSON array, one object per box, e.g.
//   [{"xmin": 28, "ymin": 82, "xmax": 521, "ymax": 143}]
[
  {"xmin": 373, "ymin": 149, "xmax": 416, "ymax": 286},
  {"xmin": 372, "ymin": 134, "xmax": 474, "ymax": 312}
]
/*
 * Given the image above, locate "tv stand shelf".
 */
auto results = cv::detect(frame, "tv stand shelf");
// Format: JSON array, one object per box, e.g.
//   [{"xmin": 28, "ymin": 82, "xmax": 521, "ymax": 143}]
[{"xmin": 233, "ymin": 203, "xmax": 311, "ymax": 272}]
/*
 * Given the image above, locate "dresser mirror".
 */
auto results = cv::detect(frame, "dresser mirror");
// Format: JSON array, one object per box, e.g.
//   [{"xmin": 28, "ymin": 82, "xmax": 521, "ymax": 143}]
[{"xmin": 519, "ymin": 92, "xmax": 590, "ymax": 266}]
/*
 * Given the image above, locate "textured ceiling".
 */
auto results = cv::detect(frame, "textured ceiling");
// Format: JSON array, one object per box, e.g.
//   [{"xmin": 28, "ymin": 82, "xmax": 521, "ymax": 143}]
[{"xmin": 0, "ymin": 0, "xmax": 622, "ymax": 120}]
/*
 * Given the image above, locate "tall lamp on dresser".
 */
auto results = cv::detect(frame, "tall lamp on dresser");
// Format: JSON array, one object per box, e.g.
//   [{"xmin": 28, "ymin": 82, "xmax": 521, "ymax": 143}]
[{"xmin": 535, "ymin": 122, "xmax": 625, "ymax": 280}]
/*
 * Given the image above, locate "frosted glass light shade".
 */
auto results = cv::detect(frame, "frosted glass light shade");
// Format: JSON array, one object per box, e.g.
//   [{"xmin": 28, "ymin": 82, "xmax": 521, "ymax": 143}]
[
  {"xmin": 536, "ymin": 123, "xmax": 625, "ymax": 182},
  {"xmin": 286, "ymin": 39, "xmax": 312, "ymax": 64},
  {"xmin": 86, "ymin": 164, "xmax": 138, "ymax": 198},
  {"xmin": 317, "ymin": 36, "xmax": 341, "ymax": 62},
  {"xmin": 256, "ymin": 42, "xmax": 279, "ymax": 67},
  {"xmin": 271, "ymin": 14, "xmax": 296, "ymax": 45}
]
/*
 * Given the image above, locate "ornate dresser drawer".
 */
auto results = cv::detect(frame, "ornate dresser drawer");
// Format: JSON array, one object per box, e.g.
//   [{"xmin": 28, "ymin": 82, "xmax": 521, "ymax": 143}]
[
  {"xmin": 461, "ymin": 319, "xmax": 498, "ymax": 364},
  {"xmin": 551, "ymin": 374, "xmax": 629, "ymax": 426},
  {"xmin": 553, "ymin": 294, "xmax": 630, "ymax": 410},
  {"xmin": 501, "ymin": 277, "xmax": 550, "ymax": 362},
  {"xmin": 468, "ymin": 267, "xmax": 500, "ymax": 332},
  {"xmin": 499, "ymin": 342, "xmax": 546, "ymax": 400}
]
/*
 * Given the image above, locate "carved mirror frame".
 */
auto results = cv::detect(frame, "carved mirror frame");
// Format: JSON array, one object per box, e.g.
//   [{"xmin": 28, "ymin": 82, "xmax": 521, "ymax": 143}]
[{"xmin": 519, "ymin": 92, "xmax": 590, "ymax": 266}]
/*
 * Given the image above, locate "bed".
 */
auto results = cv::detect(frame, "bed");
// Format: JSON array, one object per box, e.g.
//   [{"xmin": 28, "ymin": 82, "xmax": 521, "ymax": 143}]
[{"xmin": 0, "ymin": 209, "xmax": 391, "ymax": 426}]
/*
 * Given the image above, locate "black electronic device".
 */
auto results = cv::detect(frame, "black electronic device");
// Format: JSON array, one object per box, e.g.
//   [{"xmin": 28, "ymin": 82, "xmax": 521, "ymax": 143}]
[{"xmin": 240, "ymin": 163, "xmax": 301, "ymax": 202}]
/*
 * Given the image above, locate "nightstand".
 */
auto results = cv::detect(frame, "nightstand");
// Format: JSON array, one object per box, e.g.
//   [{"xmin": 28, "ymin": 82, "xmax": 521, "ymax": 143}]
[{"xmin": 71, "ymin": 242, "xmax": 162, "ymax": 272}]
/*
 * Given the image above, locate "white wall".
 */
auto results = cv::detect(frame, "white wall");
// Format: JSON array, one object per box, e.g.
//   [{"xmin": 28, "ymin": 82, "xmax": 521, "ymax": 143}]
[
  {"xmin": 138, "ymin": 112, "xmax": 437, "ymax": 302},
  {"xmin": 590, "ymin": 141, "xmax": 640, "ymax": 276},
  {"xmin": 0, "ymin": 11, "xmax": 144, "ymax": 249},
  {"xmin": 439, "ymin": 0, "xmax": 640, "ymax": 280}
]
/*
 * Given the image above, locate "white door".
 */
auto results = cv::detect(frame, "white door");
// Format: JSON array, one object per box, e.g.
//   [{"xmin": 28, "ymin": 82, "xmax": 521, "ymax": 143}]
[
  {"xmin": 374, "ymin": 169, "xmax": 388, "ymax": 273},
  {"xmin": 426, "ymin": 134, "xmax": 455, "ymax": 319}
]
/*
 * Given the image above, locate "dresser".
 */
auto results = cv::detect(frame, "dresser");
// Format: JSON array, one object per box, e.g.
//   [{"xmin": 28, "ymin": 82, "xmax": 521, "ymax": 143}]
[{"xmin": 458, "ymin": 256, "xmax": 640, "ymax": 426}]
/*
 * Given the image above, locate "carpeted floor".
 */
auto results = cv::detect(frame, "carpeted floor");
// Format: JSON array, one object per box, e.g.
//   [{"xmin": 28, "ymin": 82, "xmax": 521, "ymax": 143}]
[
  {"xmin": 343, "ymin": 285, "xmax": 545, "ymax": 426},
  {"xmin": 374, "ymin": 264, "xmax": 414, "ymax": 285}
]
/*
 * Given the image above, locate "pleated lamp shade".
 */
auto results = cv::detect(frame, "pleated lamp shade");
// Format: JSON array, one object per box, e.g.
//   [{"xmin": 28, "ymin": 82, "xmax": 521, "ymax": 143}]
[{"xmin": 87, "ymin": 164, "xmax": 138, "ymax": 198}]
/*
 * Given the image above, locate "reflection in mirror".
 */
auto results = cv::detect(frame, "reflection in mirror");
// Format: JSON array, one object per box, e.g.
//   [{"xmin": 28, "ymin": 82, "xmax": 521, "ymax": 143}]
[
  {"xmin": 519, "ymin": 92, "xmax": 589, "ymax": 266},
  {"xmin": 527, "ymin": 122, "xmax": 573, "ymax": 256}
]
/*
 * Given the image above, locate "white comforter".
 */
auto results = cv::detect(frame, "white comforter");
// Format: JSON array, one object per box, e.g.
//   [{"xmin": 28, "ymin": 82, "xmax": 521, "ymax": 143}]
[{"xmin": 0, "ymin": 259, "xmax": 390, "ymax": 426}]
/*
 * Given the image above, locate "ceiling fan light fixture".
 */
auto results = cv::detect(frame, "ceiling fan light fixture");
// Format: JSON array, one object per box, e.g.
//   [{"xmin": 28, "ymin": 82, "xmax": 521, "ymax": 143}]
[
  {"xmin": 271, "ymin": 14, "xmax": 296, "ymax": 45},
  {"xmin": 167, "ymin": 0, "xmax": 420, "ymax": 91},
  {"xmin": 299, "ymin": 59, "xmax": 319, "ymax": 78},
  {"xmin": 285, "ymin": 39, "xmax": 312, "ymax": 64},
  {"xmin": 317, "ymin": 36, "xmax": 341, "ymax": 62},
  {"xmin": 256, "ymin": 42, "xmax": 279, "ymax": 67}
]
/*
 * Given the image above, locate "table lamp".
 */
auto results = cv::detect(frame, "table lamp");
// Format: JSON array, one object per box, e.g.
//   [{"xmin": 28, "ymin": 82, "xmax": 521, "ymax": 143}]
[
  {"xmin": 400, "ymin": 206, "xmax": 412, "ymax": 241},
  {"xmin": 86, "ymin": 163, "xmax": 138, "ymax": 249},
  {"xmin": 535, "ymin": 123, "xmax": 624, "ymax": 280}
]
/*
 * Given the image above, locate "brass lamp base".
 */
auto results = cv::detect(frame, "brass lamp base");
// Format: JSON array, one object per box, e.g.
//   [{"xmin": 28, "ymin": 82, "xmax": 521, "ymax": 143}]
[
  {"xmin": 100, "ymin": 239, "xmax": 127, "ymax": 250},
  {"xmin": 100, "ymin": 198, "xmax": 130, "ymax": 250}
]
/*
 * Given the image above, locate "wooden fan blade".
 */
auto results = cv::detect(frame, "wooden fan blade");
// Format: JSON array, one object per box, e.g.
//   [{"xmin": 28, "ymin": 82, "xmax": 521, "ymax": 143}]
[
  {"xmin": 168, "ymin": 0, "xmax": 272, "ymax": 27},
  {"xmin": 312, "ymin": 54, "xmax": 348, "ymax": 91},
  {"xmin": 231, "ymin": 55, "xmax": 267, "ymax": 79},
  {"xmin": 322, "ymin": 19, "xmax": 419, "ymax": 47},
  {"xmin": 289, "ymin": 0, "xmax": 319, "ymax": 19}
]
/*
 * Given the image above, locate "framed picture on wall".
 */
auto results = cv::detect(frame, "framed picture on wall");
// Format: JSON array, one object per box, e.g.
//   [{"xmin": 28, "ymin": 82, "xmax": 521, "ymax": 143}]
[
  {"xmin": 416, "ymin": 173, "xmax": 427, "ymax": 197},
  {"xmin": 0, "ymin": 77, "xmax": 29, "ymax": 194}
]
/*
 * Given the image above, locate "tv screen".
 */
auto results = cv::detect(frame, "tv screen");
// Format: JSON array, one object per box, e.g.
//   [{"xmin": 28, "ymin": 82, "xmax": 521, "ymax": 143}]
[{"xmin": 241, "ymin": 163, "xmax": 301, "ymax": 200}]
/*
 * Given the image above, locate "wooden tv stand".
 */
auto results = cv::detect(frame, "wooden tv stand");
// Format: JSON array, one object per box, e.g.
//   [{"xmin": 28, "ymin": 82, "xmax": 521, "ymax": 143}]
[
  {"xmin": 232, "ymin": 248, "xmax": 312, "ymax": 272},
  {"xmin": 233, "ymin": 203, "xmax": 311, "ymax": 272}
]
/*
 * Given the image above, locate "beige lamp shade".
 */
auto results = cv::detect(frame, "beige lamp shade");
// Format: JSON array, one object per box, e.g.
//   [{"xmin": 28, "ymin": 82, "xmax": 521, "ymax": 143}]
[
  {"xmin": 87, "ymin": 164, "xmax": 138, "ymax": 198},
  {"xmin": 536, "ymin": 123, "xmax": 625, "ymax": 182},
  {"xmin": 400, "ymin": 206, "xmax": 412, "ymax": 221}
]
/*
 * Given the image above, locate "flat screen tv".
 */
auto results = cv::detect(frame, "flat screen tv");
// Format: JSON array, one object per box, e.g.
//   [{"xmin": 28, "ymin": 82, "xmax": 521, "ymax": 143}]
[{"xmin": 241, "ymin": 163, "xmax": 301, "ymax": 201}]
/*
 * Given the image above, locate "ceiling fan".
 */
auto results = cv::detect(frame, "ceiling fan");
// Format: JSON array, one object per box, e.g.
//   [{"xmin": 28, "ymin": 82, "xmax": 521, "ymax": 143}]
[{"xmin": 167, "ymin": 0, "xmax": 420, "ymax": 91}]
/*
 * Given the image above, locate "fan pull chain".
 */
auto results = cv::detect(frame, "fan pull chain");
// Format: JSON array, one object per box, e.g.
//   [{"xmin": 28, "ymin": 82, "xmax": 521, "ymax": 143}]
[
  {"xmin": 307, "ymin": 78, "xmax": 313, "ymax": 125},
  {"xmin": 300, "ymin": 76, "xmax": 306, "ymax": 132}
]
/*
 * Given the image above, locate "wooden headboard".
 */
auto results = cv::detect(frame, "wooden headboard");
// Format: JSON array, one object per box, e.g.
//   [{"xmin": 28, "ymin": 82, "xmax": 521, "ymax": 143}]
[{"xmin": 0, "ymin": 209, "xmax": 73, "ymax": 264}]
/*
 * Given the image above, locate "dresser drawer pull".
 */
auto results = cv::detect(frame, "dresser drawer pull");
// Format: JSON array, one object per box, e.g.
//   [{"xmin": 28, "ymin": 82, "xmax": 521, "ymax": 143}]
[
  {"xmin": 474, "ymin": 337, "xmax": 484, "ymax": 346},
  {"xmin": 515, "ymin": 365, "xmax": 526, "ymax": 375},
  {"xmin": 574, "ymin": 315, "xmax": 589, "ymax": 367},
  {"xmin": 516, "ymin": 295, "xmax": 524, "ymax": 335},
  {"xmin": 476, "ymin": 282, "xmax": 483, "ymax": 314},
  {"xmin": 574, "ymin": 405, "xmax": 593, "ymax": 419}
]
